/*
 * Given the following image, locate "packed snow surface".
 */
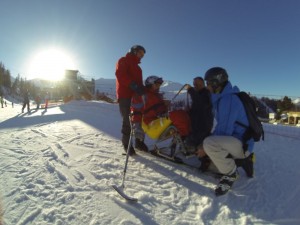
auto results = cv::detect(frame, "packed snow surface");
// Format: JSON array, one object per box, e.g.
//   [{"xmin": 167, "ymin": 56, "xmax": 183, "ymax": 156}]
[{"xmin": 0, "ymin": 101, "xmax": 300, "ymax": 225}]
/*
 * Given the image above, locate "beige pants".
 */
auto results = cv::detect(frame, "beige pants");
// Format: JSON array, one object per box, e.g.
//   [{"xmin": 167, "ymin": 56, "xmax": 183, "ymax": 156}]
[{"xmin": 203, "ymin": 136, "xmax": 245, "ymax": 175}]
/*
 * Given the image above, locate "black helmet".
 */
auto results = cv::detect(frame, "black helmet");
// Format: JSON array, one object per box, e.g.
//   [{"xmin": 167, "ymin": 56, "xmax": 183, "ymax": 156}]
[
  {"xmin": 129, "ymin": 45, "xmax": 146, "ymax": 55},
  {"xmin": 145, "ymin": 75, "xmax": 164, "ymax": 86},
  {"xmin": 204, "ymin": 67, "xmax": 228, "ymax": 89}
]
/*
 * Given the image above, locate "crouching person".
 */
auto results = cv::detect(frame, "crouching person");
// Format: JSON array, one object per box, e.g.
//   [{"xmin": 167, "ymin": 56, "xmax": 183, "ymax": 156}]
[
  {"xmin": 131, "ymin": 75, "xmax": 191, "ymax": 152},
  {"xmin": 196, "ymin": 67, "xmax": 255, "ymax": 196}
]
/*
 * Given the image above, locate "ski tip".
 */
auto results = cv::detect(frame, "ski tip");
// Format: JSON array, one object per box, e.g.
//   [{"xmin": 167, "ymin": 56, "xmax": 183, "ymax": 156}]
[
  {"xmin": 111, "ymin": 185, "xmax": 138, "ymax": 202},
  {"xmin": 122, "ymin": 152, "xmax": 137, "ymax": 156}
]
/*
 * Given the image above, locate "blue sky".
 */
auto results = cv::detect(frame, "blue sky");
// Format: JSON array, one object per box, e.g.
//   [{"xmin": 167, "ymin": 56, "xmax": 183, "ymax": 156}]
[{"xmin": 0, "ymin": 0, "xmax": 299, "ymax": 98}]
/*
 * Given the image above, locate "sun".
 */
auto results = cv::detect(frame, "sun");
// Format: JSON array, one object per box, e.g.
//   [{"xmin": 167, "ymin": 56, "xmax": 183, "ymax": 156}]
[{"xmin": 27, "ymin": 48, "xmax": 76, "ymax": 81}]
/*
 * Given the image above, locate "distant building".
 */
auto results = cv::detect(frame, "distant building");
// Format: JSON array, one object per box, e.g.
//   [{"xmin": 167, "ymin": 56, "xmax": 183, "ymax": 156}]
[
  {"xmin": 65, "ymin": 70, "xmax": 78, "ymax": 81},
  {"xmin": 63, "ymin": 70, "xmax": 95, "ymax": 100},
  {"xmin": 286, "ymin": 111, "xmax": 300, "ymax": 125}
]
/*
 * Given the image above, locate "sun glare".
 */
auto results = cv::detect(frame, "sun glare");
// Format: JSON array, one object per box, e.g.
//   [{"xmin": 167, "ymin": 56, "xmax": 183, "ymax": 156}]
[{"xmin": 27, "ymin": 48, "xmax": 76, "ymax": 81}]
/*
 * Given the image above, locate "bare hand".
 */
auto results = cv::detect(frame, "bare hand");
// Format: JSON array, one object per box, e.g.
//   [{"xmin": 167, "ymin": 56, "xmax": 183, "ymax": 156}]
[{"xmin": 195, "ymin": 146, "xmax": 206, "ymax": 158}]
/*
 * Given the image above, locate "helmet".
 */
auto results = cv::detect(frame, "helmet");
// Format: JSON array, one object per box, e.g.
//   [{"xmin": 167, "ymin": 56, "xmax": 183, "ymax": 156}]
[
  {"xmin": 129, "ymin": 45, "xmax": 146, "ymax": 55},
  {"xmin": 145, "ymin": 76, "xmax": 164, "ymax": 86},
  {"xmin": 204, "ymin": 67, "xmax": 228, "ymax": 89}
]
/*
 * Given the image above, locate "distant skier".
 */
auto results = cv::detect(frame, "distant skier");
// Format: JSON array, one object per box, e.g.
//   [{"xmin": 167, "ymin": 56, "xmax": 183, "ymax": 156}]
[
  {"xmin": 35, "ymin": 95, "xmax": 41, "ymax": 110},
  {"xmin": 44, "ymin": 92, "xmax": 49, "ymax": 109},
  {"xmin": 0, "ymin": 95, "xmax": 4, "ymax": 108},
  {"xmin": 21, "ymin": 90, "xmax": 30, "ymax": 113}
]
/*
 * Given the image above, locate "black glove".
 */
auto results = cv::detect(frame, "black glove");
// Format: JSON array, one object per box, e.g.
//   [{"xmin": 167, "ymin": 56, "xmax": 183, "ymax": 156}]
[
  {"xmin": 129, "ymin": 82, "xmax": 145, "ymax": 96},
  {"xmin": 199, "ymin": 155, "xmax": 211, "ymax": 172}
]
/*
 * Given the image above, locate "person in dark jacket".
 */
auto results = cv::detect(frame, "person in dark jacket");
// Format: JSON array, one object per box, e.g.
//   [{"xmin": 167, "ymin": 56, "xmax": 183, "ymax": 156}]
[
  {"xmin": 22, "ymin": 90, "xmax": 30, "ymax": 113},
  {"xmin": 185, "ymin": 77, "xmax": 213, "ymax": 148},
  {"xmin": 115, "ymin": 45, "xmax": 147, "ymax": 155}
]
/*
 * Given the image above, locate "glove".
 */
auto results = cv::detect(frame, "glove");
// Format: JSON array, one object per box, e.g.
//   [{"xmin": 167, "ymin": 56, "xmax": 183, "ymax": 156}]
[
  {"xmin": 129, "ymin": 82, "xmax": 145, "ymax": 96},
  {"xmin": 199, "ymin": 155, "xmax": 211, "ymax": 172},
  {"xmin": 132, "ymin": 123, "xmax": 145, "ymax": 141}
]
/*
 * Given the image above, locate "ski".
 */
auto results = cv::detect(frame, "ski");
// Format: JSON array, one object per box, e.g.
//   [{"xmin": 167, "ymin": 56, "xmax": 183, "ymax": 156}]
[
  {"xmin": 112, "ymin": 185, "xmax": 138, "ymax": 202},
  {"xmin": 135, "ymin": 149, "xmax": 222, "ymax": 179},
  {"xmin": 149, "ymin": 149, "xmax": 185, "ymax": 164}
]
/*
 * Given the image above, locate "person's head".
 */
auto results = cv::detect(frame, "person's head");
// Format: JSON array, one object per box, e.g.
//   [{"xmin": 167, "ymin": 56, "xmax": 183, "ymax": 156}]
[
  {"xmin": 129, "ymin": 45, "xmax": 146, "ymax": 59},
  {"xmin": 193, "ymin": 77, "xmax": 205, "ymax": 91},
  {"xmin": 145, "ymin": 75, "xmax": 164, "ymax": 91},
  {"xmin": 204, "ymin": 67, "xmax": 228, "ymax": 93}
]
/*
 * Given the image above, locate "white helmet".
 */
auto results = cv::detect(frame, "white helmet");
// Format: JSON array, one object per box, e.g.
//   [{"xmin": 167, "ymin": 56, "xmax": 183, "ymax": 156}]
[{"xmin": 145, "ymin": 76, "xmax": 164, "ymax": 86}]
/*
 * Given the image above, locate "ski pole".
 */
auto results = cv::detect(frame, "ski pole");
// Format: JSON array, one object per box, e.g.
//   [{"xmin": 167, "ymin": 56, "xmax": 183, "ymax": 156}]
[
  {"xmin": 170, "ymin": 84, "xmax": 189, "ymax": 103},
  {"xmin": 112, "ymin": 115, "xmax": 137, "ymax": 201},
  {"xmin": 120, "ymin": 115, "xmax": 134, "ymax": 188},
  {"xmin": 168, "ymin": 84, "xmax": 189, "ymax": 111}
]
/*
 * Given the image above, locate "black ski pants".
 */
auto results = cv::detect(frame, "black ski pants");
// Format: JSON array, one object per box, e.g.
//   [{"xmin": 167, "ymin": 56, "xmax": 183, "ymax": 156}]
[
  {"xmin": 118, "ymin": 98, "xmax": 132, "ymax": 148},
  {"xmin": 22, "ymin": 101, "xmax": 30, "ymax": 112}
]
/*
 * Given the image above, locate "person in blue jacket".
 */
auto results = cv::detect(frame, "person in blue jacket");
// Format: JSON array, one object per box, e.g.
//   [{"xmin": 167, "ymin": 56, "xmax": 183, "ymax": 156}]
[{"xmin": 196, "ymin": 67, "xmax": 254, "ymax": 196}]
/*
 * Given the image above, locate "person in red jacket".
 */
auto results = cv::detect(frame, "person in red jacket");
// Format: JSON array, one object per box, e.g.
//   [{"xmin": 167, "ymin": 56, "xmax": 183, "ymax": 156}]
[
  {"xmin": 115, "ymin": 45, "xmax": 147, "ymax": 155},
  {"xmin": 131, "ymin": 75, "xmax": 191, "ymax": 150}
]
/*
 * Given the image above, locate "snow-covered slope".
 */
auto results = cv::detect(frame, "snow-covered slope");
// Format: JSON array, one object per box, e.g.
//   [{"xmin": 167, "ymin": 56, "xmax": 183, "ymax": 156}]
[{"xmin": 0, "ymin": 100, "xmax": 300, "ymax": 224}]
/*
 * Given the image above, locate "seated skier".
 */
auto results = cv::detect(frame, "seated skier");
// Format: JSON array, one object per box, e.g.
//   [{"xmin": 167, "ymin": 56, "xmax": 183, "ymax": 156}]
[{"xmin": 131, "ymin": 75, "xmax": 191, "ymax": 151}]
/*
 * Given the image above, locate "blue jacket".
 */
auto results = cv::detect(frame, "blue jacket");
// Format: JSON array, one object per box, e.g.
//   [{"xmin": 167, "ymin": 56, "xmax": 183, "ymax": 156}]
[{"xmin": 211, "ymin": 81, "xmax": 254, "ymax": 152}]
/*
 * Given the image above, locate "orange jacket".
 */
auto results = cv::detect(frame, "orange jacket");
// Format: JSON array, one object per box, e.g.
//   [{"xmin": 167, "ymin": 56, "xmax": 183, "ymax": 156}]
[{"xmin": 115, "ymin": 53, "xmax": 143, "ymax": 99}]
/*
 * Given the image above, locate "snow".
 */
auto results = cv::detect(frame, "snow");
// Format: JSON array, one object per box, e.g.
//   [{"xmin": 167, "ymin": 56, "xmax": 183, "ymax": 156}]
[
  {"xmin": 292, "ymin": 98, "xmax": 300, "ymax": 105},
  {"xmin": 0, "ymin": 100, "xmax": 300, "ymax": 225}
]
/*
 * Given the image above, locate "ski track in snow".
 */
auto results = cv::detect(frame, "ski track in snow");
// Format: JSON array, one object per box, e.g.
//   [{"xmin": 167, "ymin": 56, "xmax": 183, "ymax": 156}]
[{"xmin": 0, "ymin": 101, "xmax": 300, "ymax": 224}]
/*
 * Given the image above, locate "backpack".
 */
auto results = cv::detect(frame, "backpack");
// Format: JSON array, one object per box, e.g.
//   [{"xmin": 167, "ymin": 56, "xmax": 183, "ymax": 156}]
[{"xmin": 235, "ymin": 91, "xmax": 264, "ymax": 150}]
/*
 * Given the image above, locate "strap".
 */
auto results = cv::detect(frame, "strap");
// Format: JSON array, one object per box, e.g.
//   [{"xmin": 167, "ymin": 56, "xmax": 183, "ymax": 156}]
[{"xmin": 235, "ymin": 121, "xmax": 248, "ymax": 128}]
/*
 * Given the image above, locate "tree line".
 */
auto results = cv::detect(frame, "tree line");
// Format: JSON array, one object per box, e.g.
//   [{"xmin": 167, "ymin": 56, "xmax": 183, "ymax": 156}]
[
  {"xmin": 0, "ymin": 62, "xmax": 39, "ymax": 99},
  {"xmin": 0, "ymin": 62, "xmax": 12, "ymax": 89},
  {"xmin": 254, "ymin": 96, "xmax": 297, "ymax": 120}
]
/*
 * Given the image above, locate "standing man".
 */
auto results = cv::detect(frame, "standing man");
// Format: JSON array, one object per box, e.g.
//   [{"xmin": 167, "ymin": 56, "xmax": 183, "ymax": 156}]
[
  {"xmin": 185, "ymin": 77, "xmax": 213, "ymax": 148},
  {"xmin": 196, "ymin": 67, "xmax": 255, "ymax": 196},
  {"xmin": 115, "ymin": 45, "xmax": 147, "ymax": 155}
]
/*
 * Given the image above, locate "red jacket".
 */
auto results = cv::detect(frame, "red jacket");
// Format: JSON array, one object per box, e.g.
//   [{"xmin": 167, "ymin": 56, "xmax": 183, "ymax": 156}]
[
  {"xmin": 131, "ymin": 88, "xmax": 167, "ymax": 124},
  {"xmin": 131, "ymin": 88, "xmax": 191, "ymax": 137},
  {"xmin": 115, "ymin": 53, "xmax": 143, "ymax": 99}
]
